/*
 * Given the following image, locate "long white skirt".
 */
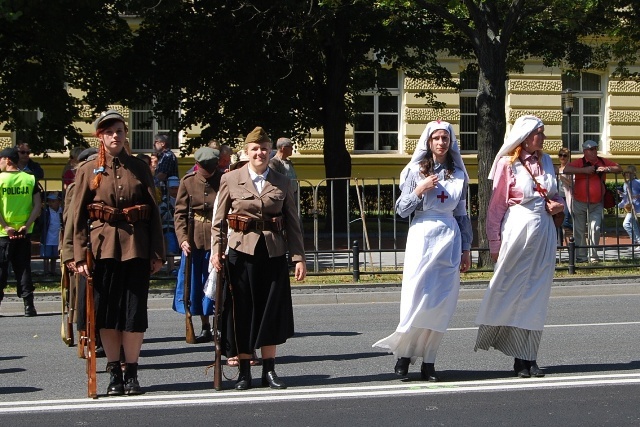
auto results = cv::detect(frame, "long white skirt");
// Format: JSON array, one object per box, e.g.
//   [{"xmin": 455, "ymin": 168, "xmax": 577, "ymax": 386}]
[{"xmin": 374, "ymin": 212, "xmax": 461, "ymax": 363}]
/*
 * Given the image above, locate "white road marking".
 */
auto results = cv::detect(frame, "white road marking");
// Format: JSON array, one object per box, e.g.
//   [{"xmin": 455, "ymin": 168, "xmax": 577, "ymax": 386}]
[
  {"xmin": 448, "ymin": 321, "xmax": 640, "ymax": 331},
  {"xmin": 2, "ymin": 373, "xmax": 640, "ymax": 414}
]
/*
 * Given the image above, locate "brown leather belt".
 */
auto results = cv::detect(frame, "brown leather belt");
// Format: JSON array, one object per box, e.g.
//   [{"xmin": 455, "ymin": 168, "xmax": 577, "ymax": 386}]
[
  {"xmin": 227, "ymin": 213, "xmax": 284, "ymax": 232},
  {"xmin": 87, "ymin": 203, "xmax": 151, "ymax": 224}
]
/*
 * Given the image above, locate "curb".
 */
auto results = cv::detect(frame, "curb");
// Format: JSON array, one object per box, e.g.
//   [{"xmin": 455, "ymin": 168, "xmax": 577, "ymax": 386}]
[{"xmin": 2, "ymin": 277, "xmax": 639, "ymax": 316}]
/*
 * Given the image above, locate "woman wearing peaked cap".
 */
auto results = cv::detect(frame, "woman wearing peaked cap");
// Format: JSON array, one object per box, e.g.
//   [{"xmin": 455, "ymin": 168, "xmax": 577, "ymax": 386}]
[
  {"xmin": 474, "ymin": 115, "xmax": 564, "ymax": 378},
  {"xmin": 373, "ymin": 120, "xmax": 472, "ymax": 381},
  {"xmin": 73, "ymin": 110, "xmax": 165, "ymax": 396},
  {"xmin": 172, "ymin": 146, "xmax": 222, "ymax": 343},
  {"xmin": 211, "ymin": 126, "xmax": 306, "ymax": 390}
]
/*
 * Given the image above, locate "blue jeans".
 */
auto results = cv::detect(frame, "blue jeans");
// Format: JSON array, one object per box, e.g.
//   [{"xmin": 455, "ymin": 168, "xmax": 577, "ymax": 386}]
[{"xmin": 622, "ymin": 213, "xmax": 640, "ymax": 245}]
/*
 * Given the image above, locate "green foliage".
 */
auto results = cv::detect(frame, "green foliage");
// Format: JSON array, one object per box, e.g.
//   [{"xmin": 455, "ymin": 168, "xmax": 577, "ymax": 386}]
[{"xmin": 0, "ymin": 1, "xmax": 132, "ymax": 153}]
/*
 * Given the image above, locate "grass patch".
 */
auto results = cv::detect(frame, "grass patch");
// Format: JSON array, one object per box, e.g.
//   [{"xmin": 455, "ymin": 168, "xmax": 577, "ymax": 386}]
[{"xmin": 10, "ymin": 259, "xmax": 640, "ymax": 295}]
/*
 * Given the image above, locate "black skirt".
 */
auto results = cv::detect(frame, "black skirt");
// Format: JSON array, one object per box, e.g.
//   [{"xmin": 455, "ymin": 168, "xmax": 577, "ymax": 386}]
[
  {"xmin": 222, "ymin": 236, "xmax": 294, "ymax": 357},
  {"xmin": 93, "ymin": 258, "xmax": 150, "ymax": 332}
]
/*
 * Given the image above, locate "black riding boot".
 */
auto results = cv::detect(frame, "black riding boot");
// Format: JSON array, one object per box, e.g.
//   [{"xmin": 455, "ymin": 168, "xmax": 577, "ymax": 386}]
[
  {"xmin": 23, "ymin": 296, "xmax": 37, "ymax": 317},
  {"xmin": 235, "ymin": 359, "xmax": 252, "ymax": 390},
  {"xmin": 124, "ymin": 363, "xmax": 142, "ymax": 395},
  {"xmin": 106, "ymin": 361, "xmax": 124, "ymax": 396},
  {"xmin": 420, "ymin": 362, "xmax": 439, "ymax": 382},
  {"xmin": 528, "ymin": 360, "xmax": 545, "ymax": 377},
  {"xmin": 261, "ymin": 358, "xmax": 287, "ymax": 389},
  {"xmin": 394, "ymin": 357, "xmax": 410, "ymax": 377},
  {"xmin": 514, "ymin": 358, "xmax": 531, "ymax": 378}
]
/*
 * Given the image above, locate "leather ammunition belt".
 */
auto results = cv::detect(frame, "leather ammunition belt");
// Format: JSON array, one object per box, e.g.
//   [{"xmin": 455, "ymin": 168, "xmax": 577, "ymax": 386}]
[
  {"xmin": 227, "ymin": 213, "xmax": 284, "ymax": 232},
  {"xmin": 193, "ymin": 210, "xmax": 212, "ymax": 223},
  {"xmin": 87, "ymin": 203, "xmax": 151, "ymax": 224}
]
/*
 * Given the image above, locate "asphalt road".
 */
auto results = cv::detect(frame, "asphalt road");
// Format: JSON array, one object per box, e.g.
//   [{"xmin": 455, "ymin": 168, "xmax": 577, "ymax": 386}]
[{"xmin": 1, "ymin": 281, "xmax": 640, "ymax": 426}]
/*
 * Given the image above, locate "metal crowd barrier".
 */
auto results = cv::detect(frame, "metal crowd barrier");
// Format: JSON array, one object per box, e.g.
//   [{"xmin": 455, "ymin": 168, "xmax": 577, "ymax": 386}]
[{"xmin": 36, "ymin": 172, "xmax": 640, "ymax": 282}]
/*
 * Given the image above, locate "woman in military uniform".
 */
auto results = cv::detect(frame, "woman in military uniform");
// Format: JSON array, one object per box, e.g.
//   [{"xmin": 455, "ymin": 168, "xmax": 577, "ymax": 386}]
[
  {"xmin": 73, "ymin": 110, "xmax": 165, "ymax": 396},
  {"xmin": 211, "ymin": 126, "xmax": 306, "ymax": 390},
  {"xmin": 172, "ymin": 147, "xmax": 222, "ymax": 343}
]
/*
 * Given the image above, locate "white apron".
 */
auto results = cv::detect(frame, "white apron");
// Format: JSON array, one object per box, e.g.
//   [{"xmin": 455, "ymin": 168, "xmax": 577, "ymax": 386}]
[
  {"xmin": 374, "ymin": 170, "xmax": 464, "ymax": 355},
  {"xmin": 475, "ymin": 155, "xmax": 558, "ymax": 331}
]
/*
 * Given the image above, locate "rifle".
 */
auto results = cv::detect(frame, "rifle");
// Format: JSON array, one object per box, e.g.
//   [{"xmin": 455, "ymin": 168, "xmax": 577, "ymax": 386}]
[
  {"xmin": 60, "ymin": 261, "xmax": 74, "ymax": 347},
  {"xmin": 184, "ymin": 195, "xmax": 197, "ymax": 344},
  {"xmin": 213, "ymin": 220, "xmax": 227, "ymax": 390},
  {"xmin": 84, "ymin": 219, "xmax": 97, "ymax": 399}
]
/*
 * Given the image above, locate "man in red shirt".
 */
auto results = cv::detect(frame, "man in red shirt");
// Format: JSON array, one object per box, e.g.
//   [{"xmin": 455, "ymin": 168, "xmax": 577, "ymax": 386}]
[{"xmin": 563, "ymin": 140, "xmax": 621, "ymax": 263}]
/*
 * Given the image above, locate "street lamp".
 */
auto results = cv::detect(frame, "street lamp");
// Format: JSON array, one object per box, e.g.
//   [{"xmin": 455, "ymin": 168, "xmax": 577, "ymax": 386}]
[{"xmin": 561, "ymin": 88, "xmax": 575, "ymax": 154}]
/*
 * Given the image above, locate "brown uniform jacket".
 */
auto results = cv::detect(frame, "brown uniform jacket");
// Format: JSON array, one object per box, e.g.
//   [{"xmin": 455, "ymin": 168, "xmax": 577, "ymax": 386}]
[
  {"xmin": 174, "ymin": 170, "xmax": 221, "ymax": 251},
  {"xmin": 60, "ymin": 182, "xmax": 75, "ymax": 264},
  {"xmin": 212, "ymin": 164, "xmax": 304, "ymax": 262},
  {"xmin": 72, "ymin": 150, "xmax": 165, "ymax": 263}
]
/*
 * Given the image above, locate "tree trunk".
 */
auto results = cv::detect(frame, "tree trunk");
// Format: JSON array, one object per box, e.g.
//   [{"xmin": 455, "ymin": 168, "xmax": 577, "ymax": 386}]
[
  {"xmin": 475, "ymin": 47, "xmax": 507, "ymax": 268},
  {"xmin": 321, "ymin": 39, "xmax": 351, "ymax": 232}
]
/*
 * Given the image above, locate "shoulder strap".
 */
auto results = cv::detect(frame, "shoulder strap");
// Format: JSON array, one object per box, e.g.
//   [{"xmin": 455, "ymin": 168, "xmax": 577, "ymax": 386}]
[{"xmin": 521, "ymin": 160, "xmax": 550, "ymax": 202}]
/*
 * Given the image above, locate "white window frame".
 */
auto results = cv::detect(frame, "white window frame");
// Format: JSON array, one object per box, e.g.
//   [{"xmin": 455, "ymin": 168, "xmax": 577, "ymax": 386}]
[
  {"xmin": 562, "ymin": 72, "xmax": 604, "ymax": 153},
  {"xmin": 353, "ymin": 70, "xmax": 401, "ymax": 153},
  {"xmin": 129, "ymin": 103, "xmax": 181, "ymax": 152},
  {"xmin": 459, "ymin": 67, "xmax": 479, "ymax": 151}
]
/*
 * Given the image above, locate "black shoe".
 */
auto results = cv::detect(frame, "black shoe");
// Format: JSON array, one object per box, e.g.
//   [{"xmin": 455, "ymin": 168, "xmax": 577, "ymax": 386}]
[
  {"xmin": 95, "ymin": 346, "xmax": 106, "ymax": 358},
  {"xmin": 235, "ymin": 359, "xmax": 252, "ymax": 390},
  {"xmin": 261, "ymin": 358, "xmax": 287, "ymax": 389},
  {"xmin": 420, "ymin": 363, "xmax": 439, "ymax": 382},
  {"xmin": 528, "ymin": 360, "xmax": 545, "ymax": 377},
  {"xmin": 394, "ymin": 357, "xmax": 410, "ymax": 377},
  {"xmin": 106, "ymin": 361, "xmax": 124, "ymax": 396},
  {"xmin": 24, "ymin": 304, "xmax": 37, "ymax": 317},
  {"xmin": 195, "ymin": 328, "xmax": 213, "ymax": 344},
  {"xmin": 124, "ymin": 363, "xmax": 143, "ymax": 395},
  {"xmin": 514, "ymin": 358, "xmax": 531, "ymax": 378},
  {"xmin": 124, "ymin": 377, "xmax": 142, "ymax": 395}
]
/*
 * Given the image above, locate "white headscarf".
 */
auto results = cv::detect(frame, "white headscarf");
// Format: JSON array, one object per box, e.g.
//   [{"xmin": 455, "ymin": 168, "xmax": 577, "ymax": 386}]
[
  {"xmin": 488, "ymin": 115, "xmax": 544, "ymax": 180},
  {"xmin": 399, "ymin": 120, "xmax": 469, "ymax": 190}
]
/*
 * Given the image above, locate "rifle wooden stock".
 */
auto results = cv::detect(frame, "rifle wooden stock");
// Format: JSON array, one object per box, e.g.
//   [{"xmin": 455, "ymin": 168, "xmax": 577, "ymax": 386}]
[
  {"xmin": 184, "ymin": 196, "xmax": 197, "ymax": 344},
  {"xmin": 213, "ymin": 221, "xmax": 226, "ymax": 390},
  {"xmin": 85, "ymin": 219, "xmax": 97, "ymax": 399},
  {"xmin": 60, "ymin": 263, "xmax": 74, "ymax": 346}
]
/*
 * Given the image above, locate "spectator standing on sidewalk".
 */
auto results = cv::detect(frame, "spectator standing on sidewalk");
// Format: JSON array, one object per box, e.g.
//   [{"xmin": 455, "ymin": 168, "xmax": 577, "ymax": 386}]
[
  {"xmin": 0, "ymin": 147, "xmax": 42, "ymax": 316},
  {"xmin": 39, "ymin": 191, "xmax": 63, "ymax": 275},
  {"xmin": 159, "ymin": 176, "xmax": 180, "ymax": 274},
  {"xmin": 563, "ymin": 140, "xmax": 622, "ymax": 263},
  {"xmin": 15, "ymin": 141, "xmax": 45, "ymax": 180},
  {"xmin": 269, "ymin": 137, "xmax": 298, "ymax": 200},
  {"xmin": 153, "ymin": 134, "xmax": 178, "ymax": 185},
  {"xmin": 618, "ymin": 165, "xmax": 640, "ymax": 251}
]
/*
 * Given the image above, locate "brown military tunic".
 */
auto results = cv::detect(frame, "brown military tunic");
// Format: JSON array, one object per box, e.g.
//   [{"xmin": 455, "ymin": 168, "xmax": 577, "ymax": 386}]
[
  {"xmin": 174, "ymin": 170, "xmax": 222, "ymax": 251},
  {"xmin": 211, "ymin": 164, "xmax": 304, "ymax": 261},
  {"xmin": 72, "ymin": 150, "xmax": 164, "ymax": 264}
]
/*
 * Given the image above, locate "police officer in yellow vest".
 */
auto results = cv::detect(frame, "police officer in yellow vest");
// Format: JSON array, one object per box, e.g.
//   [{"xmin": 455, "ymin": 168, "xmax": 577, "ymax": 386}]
[{"xmin": 0, "ymin": 147, "xmax": 42, "ymax": 316}]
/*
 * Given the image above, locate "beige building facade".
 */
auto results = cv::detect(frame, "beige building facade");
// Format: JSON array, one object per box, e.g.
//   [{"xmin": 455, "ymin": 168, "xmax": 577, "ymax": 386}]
[{"xmin": 2, "ymin": 59, "xmax": 640, "ymax": 189}]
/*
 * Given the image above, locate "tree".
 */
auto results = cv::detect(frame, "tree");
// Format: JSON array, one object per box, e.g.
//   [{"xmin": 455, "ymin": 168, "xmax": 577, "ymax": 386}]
[
  {"xmin": 381, "ymin": 0, "xmax": 616, "ymax": 265},
  {"xmin": 0, "ymin": 0, "xmax": 132, "ymax": 153},
  {"xmin": 130, "ymin": 0, "xmax": 451, "ymax": 229}
]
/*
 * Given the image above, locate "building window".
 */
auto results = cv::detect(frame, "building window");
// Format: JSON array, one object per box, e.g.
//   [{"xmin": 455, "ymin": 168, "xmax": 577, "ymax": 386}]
[
  {"xmin": 353, "ymin": 69, "xmax": 400, "ymax": 152},
  {"xmin": 129, "ymin": 103, "xmax": 180, "ymax": 152},
  {"xmin": 15, "ymin": 109, "xmax": 41, "ymax": 145},
  {"xmin": 562, "ymin": 72, "xmax": 602, "ymax": 152},
  {"xmin": 459, "ymin": 67, "xmax": 479, "ymax": 151}
]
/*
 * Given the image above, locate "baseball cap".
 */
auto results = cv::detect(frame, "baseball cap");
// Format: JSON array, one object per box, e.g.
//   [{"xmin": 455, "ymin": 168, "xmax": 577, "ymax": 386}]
[{"xmin": 582, "ymin": 140, "xmax": 599, "ymax": 150}]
